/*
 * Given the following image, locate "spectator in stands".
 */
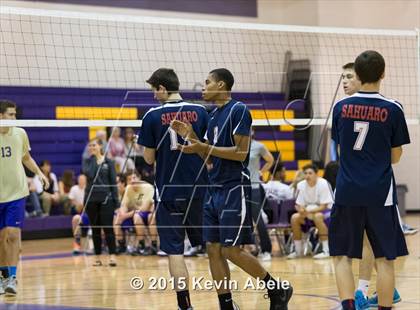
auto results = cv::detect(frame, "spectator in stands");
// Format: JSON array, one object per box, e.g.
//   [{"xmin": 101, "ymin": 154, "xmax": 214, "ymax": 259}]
[
  {"xmin": 58, "ymin": 169, "xmax": 75, "ymax": 215},
  {"xmin": 83, "ymin": 138, "xmax": 119, "ymax": 266},
  {"xmin": 124, "ymin": 127, "xmax": 145, "ymax": 169},
  {"xmin": 262, "ymin": 163, "xmax": 294, "ymax": 202},
  {"xmin": 26, "ymin": 177, "xmax": 44, "ymax": 217},
  {"xmin": 290, "ymin": 170, "xmax": 305, "ymax": 198},
  {"xmin": 70, "ymin": 174, "xmax": 87, "ymax": 254},
  {"xmin": 82, "ymin": 130, "xmax": 107, "ymax": 160},
  {"xmin": 323, "ymin": 161, "xmax": 339, "ymax": 191},
  {"xmin": 34, "ymin": 160, "xmax": 60, "ymax": 215},
  {"xmin": 287, "ymin": 164, "xmax": 334, "ymax": 260},
  {"xmin": 108, "ymin": 127, "xmax": 135, "ymax": 173},
  {"xmin": 247, "ymin": 129, "xmax": 275, "ymax": 261}
]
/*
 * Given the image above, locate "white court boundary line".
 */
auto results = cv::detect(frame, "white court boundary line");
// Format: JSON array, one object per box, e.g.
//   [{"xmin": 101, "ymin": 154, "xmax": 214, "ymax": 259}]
[
  {"xmin": 0, "ymin": 6, "xmax": 417, "ymax": 36},
  {"xmin": 0, "ymin": 118, "xmax": 419, "ymax": 127}
]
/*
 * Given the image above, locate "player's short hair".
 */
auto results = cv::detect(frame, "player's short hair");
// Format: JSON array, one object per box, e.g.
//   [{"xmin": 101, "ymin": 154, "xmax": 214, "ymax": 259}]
[
  {"xmin": 355, "ymin": 50, "xmax": 385, "ymax": 84},
  {"xmin": 271, "ymin": 162, "xmax": 285, "ymax": 175},
  {"xmin": 117, "ymin": 173, "xmax": 127, "ymax": 186},
  {"xmin": 40, "ymin": 160, "xmax": 51, "ymax": 167},
  {"xmin": 146, "ymin": 68, "xmax": 180, "ymax": 93},
  {"xmin": 302, "ymin": 163, "xmax": 318, "ymax": 173},
  {"xmin": 342, "ymin": 62, "xmax": 354, "ymax": 70},
  {"xmin": 0, "ymin": 99, "xmax": 17, "ymax": 114},
  {"xmin": 209, "ymin": 68, "xmax": 234, "ymax": 91}
]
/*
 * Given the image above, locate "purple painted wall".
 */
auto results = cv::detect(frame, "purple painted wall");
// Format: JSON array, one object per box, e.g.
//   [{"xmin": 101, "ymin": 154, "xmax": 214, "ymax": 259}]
[{"xmin": 21, "ymin": 0, "xmax": 258, "ymax": 17}]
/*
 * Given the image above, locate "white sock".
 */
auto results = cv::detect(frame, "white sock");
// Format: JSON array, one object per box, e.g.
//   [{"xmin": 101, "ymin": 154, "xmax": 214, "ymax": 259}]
[
  {"xmin": 358, "ymin": 279, "xmax": 370, "ymax": 297},
  {"xmin": 322, "ymin": 240, "xmax": 329, "ymax": 253},
  {"xmin": 294, "ymin": 240, "xmax": 303, "ymax": 255}
]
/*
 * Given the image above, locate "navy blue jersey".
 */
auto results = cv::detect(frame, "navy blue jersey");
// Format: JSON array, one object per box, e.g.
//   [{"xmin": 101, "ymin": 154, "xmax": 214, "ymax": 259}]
[
  {"xmin": 139, "ymin": 101, "xmax": 209, "ymax": 202},
  {"xmin": 206, "ymin": 99, "xmax": 252, "ymax": 185},
  {"xmin": 332, "ymin": 92, "xmax": 410, "ymax": 207}
]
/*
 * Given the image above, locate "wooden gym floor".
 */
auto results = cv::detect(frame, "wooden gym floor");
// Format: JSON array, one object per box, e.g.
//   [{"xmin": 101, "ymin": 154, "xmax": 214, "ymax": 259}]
[{"xmin": 1, "ymin": 215, "xmax": 419, "ymax": 310}]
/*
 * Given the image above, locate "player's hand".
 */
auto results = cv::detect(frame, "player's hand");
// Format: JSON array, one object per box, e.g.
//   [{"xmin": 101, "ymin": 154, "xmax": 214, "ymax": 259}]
[
  {"xmin": 170, "ymin": 120, "xmax": 194, "ymax": 140},
  {"xmin": 39, "ymin": 173, "xmax": 50, "ymax": 190},
  {"xmin": 177, "ymin": 139, "xmax": 205, "ymax": 154}
]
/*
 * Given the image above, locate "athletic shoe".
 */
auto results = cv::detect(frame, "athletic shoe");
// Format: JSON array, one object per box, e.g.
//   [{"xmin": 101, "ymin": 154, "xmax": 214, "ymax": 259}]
[
  {"xmin": 157, "ymin": 250, "xmax": 167, "ymax": 257},
  {"xmin": 150, "ymin": 244, "xmax": 158, "ymax": 255},
  {"xmin": 286, "ymin": 252, "xmax": 302, "ymax": 259},
  {"xmin": 5, "ymin": 276, "xmax": 17, "ymax": 296},
  {"xmin": 402, "ymin": 223, "xmax": 418, "ymax": 235},
  {"xmin": 313, "ymin": 251, "xmax": 330, "ymax": 259},
  {"xmin": 265, "ymin": 284, "xmax": 293, "ymax": 310},
  {"xmin": 72, "ymin": 241, "xmax": 82, "ymax": 255},
  {"xmin": 116, "ymin": 245, "xmax": 127, "ymax": 255},
  {"xmin": 354, "ymin": 289, "xmax": 369, "ymax": 310},
  {"xmin": 0, "ymin": 278, "xmax": 5, "ymax": 295},
  {"xmin": 184, "ymin": 246, "xmax": 199, "ymax": 257},
  {"xmin": 368, "ymin": 288, "xmax": 401, "ymax": 307},
  {"xmin": 142, "ymin": 247, "xmax": 153, "ymax": 256},
  {"xmin": 259, "ymin": 252, "xmax": 272, "ymax": 261}
]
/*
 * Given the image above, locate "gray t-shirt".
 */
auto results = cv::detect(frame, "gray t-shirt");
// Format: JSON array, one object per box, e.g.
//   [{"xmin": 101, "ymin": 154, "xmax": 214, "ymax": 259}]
[{"xmin": 248, "ymin": 140, "xmax": 267, "ymax": 188}]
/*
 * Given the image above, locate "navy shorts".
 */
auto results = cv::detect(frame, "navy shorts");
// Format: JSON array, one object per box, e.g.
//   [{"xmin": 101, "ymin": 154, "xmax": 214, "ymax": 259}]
[
  {"xmin": 328, "ymin": 204, "xmax": 408, "ymax": 260},
  {"xmin": 0, "ymin": 198, "xmax": 26, "ymax": 229},
  {"xmin": 156, "ymin": 199, "xmax": 203, "ymax": 255},
  {"xmin": 204, "ymin": 184, "xmax": 254, "ymax": 246}
]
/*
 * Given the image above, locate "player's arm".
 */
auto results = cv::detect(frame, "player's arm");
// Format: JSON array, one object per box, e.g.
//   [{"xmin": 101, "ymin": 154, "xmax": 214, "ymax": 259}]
[
  {"xmin": 177, "ymin": 135, "xmax": 249, "ymax": 162},
  {"xmin": 260, "ymin": 145, "xmax": 274, "ymax": 174},
  {"xmin": 22, "ymin": 152, "xmax": 50, "ymax": 189},
  {"xmin": 391, "ymin": 146, "xmax": 403, "ymax": 164},
  {"xmin": 143, "ymin": 147, "xmax": 156, "ymax": 165},
  {"xmin": 295, "ymin": 203, "xmax": 306, "ymax": 215}
]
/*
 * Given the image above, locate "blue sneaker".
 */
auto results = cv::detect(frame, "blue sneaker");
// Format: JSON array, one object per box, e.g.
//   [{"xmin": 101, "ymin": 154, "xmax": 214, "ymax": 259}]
[
  {"xmin": 368, "ymin": 288, "xmax": 401, "ymax": 307},
  {"xmin": 354, "ymin": 289, "xmax": 370, "ymax": 310}
]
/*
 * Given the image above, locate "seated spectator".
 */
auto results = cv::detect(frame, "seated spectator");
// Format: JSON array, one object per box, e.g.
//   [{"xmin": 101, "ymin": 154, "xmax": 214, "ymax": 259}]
[
  {"xmin": 82, "ymin": 130, "xmax": 107, "ymax": 161},
  {"xmin": 287, "ymin": 164, "xmax": 334, "ymax": 260},
  {"xmin": 26, "ymin": 177, "xmax": 44, "ymax": 217},
  {"xmin": 70, "ymin": 174, "xmax": 87, "ymax": 254},
  {"xmin": 34, "ymin": 160, "xmax": 60, "ymax": 215},
  {"xmin": 58, "ymin": 169, "xmax": 75, "ymax": 215},
  {"xmin": 108, "ymin": 127, "xmax": 134, "ymax": 173},
  {"xmin": 114, "ymin": 170, "xmax": 156, "ymax": 255},
  {"xmin": 262, "ymin": 163, "xmax": 294, "ymax": 202}
]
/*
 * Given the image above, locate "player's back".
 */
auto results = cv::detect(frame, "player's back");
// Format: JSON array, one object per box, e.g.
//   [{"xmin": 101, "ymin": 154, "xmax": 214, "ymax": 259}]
[
  {"xmin": 332, "ymin": 92, "xmax": 410, "ymax": 207},
  {"xmin": 139, "ymin": 101, "xmax": 209, "ymax": 202}
]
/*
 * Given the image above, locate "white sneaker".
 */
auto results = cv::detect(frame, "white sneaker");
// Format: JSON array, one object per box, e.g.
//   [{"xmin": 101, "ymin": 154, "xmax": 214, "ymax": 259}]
[
  {"xmin": 313, "ymin": 251, "xmax": 330, "ymax": 259},
  {"xmin": 0, "ymin": 278, "xmax": 5, "ymax": 295},
  {"xmin": 5, "ymin": 276, "xmax": 17, "ymax": 296},
  {"xmin": 233, "ymin": 301, "xmax": 240, "ymax": 309},
  {"xmin": 286, "ymin": 252, "xmax": 303, "ymax": 259},
  {"xmin": 157, "ymin": 250, "xmax": 167, "ymax": 256},
  {"xmin": 259, "ymin": 252, "xmax": 272, "ymax": 261}
]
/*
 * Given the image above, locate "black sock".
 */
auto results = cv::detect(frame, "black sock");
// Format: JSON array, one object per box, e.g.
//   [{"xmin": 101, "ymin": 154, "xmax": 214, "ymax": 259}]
[
  {"xmin": 138, "ymin": 240, "xmax": 145, "ymax": 249},
  {"xmin": 341, "ymin": 299, "xmax": 355, "ymax": 310},
  {"xmin": 151, "ymin": 240, "xmax": 157, "ymax": 248},
  {"xmin": 118, "ymin": 239, "xmax": 126, "ymax": 246},
  {"xmin": 176, "ymin": 290, "xmax": 191, "ymax": 310},
  {"xmin": 218, "ymin": 292, "xmax": 234, "ymax": 310},
  {"xmin": 378, "ymin": 307, "xmax": 392, "ymax": 310},
  {"xmin": 263, "ymin": 273, "xmax": 278, "ymax": 293}
]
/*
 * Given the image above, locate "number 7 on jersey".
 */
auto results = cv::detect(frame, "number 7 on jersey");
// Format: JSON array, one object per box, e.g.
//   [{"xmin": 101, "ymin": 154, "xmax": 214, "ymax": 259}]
[{"xmin": 353, "ymin": 121, "xmax": 369, "ymax": 150}]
